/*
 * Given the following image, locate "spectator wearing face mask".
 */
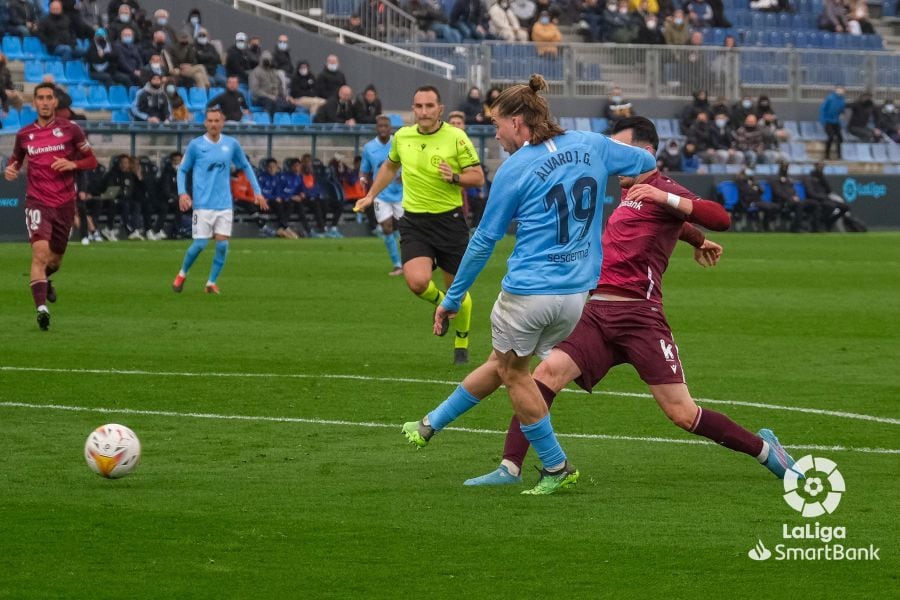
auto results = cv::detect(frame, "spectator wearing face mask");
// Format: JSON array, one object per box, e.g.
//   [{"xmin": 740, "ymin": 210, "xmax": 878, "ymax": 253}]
[
  {"xmin": 736, "ymin": 168, "xmax": 778, "ymax": 232},
  {"xmin": 316, "ymin": 55, "xmax": 347, "ymax": 100},
  {"xmin": 226, "ymin": 32, "xmax": 254, "ymax": 83},
  {"xmin": 272, "ymin": 34, "xmax": 294, "ymax": 75},
  {"xmin": 163, "ymin": 78, "xmax": 190, "ymax": 122},
  {"xmin": 876, "ymin": 99, "xmax": 899, "ymax": 143},
  {"xmin": 114, "ymin": 26, "xmax": 145, "ymax": 86},
  {"xmin": 107, "ymin": 0, "xmax": 141, "ymax": 21},
  {"xmin": 185, "ymin": 9, "xmax": 204, "ymax": 39},
  {"xmin": 733, "ymin": 113, "xmax": 766, "ymax": 166},
  {"xmin": 152, "ymin": 9, "xmax": 178, "ymax": 45},
  {"xmin": 637, "ymin": 6, "xmax": 664, "ymax": 44},
  {"xmin": 194, "ymin": 29, "xmax": 225, "ymax": 87},
  {"xmin": 131, "ymin": 73, "xmax": 172, "ymax": 123},
  {"xmin": 488, "ymin": 0, "xmax": 529, "ymax": 41},
  {"xmin": 250, "ymin": 51, "xmax": 293, "ymax": 116},
  {"xmin": 247, "ymin": 37, "xmax": 263, "ymax": 71},
  {"xmin": 657, "ymin": 139, "xmax": 683, "ymax": 172},
  {"xmin": 142, "ymin": 53, "xmax": 169, "ymax": 85},
  {"xmin": 731, "ymin": 95, "xmax": 754, "ymax": 127},
  {"xmin": 167, "ymin": 31, "xmax": 211, "ymax": 89},
  {"xmin": 604, "ymin": 0, "xmax": 641, "ymax": 44},
  {"xmin": 109, "ymin": 3, "xmax": 140, "ymax": 48},
  {"xmin": 289, "ymin": 61, "xmax": 327, "ymax": 115},
  {"xmin": 602, "ymin": 86, "xmax": 634, "ymax": 131},
  {"xmin": 847, "ymin": 92, "xmax": 883, "ymax": 142},
  {"xmin": 459, "ymin": 86, "xmax": 485, "ymax": 124},
  {"xmin": 86, "ymin": 28, "xmax": 131, "ymax": 88},
  {"xmin": 663, "ymin": 8, "xmax": 689, "ymax": 45},
  {"xmin": 710, "ymin": 112, "xmax": 743, "ymax": 164},
  {"xmin": 532, "ymin": 11, "xmax": 562, "ymax": 57}
]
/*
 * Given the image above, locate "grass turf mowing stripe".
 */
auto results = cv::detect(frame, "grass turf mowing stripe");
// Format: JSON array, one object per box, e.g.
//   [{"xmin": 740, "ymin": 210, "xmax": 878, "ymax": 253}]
[
  {"xmin": 2, "ymin": 401, "xmax": 898, "ymax": 455},
  {"xmin": 2, "ymin": 365, "xmax": 898, "ymax": 426}
]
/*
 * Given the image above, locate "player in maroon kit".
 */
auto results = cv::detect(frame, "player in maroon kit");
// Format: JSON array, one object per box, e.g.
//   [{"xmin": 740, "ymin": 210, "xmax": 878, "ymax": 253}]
[
  {"xmin": 5, "ymin": 82, "xmax": 99, "ymax": 330},
  {"xmin": 464, "ymin": 116, "xmax": 800, "ymax": 487}
]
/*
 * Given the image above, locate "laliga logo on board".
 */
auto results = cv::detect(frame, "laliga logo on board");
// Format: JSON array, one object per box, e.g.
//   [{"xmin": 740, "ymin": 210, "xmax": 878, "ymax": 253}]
[
  {"xmin": 842, "ymin": 178, "xmax": 887, "ymax": 203},
  {"xmin": 784, "ymin": 455, "xmax": 844, "ymax": 517}
]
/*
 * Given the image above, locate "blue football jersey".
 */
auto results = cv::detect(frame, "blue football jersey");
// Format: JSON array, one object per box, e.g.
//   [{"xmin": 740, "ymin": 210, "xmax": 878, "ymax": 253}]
[
  {"xmin": 361, "ymin": 136, "xmax": 402, "ymax": 203},
  {"xmin": 177, "ymin": 134, "xmax": 261, "ymax": 210}
]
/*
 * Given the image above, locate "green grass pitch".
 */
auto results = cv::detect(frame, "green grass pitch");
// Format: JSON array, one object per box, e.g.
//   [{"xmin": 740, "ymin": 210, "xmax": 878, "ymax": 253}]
[{"xmin": 0, "ymin": 232, "xmax": 897, "ymax": 599}]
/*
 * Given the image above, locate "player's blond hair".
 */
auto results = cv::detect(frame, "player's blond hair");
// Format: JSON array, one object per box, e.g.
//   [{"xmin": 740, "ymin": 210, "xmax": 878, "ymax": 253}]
[{"xmin": 490, "ymin": 74, "xmax": 563, "ymax": 145}]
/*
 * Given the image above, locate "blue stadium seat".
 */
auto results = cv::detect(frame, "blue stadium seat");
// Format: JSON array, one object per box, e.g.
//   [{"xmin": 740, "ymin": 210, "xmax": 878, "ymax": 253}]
[
  {"xmin": 840, "ymin": 143, "xmax": 859, "ymax": 161},
  {"xmin": 273, "ymin": 112, "xmax": 292, "ymax": 125},
  {"xmin": 559, "ymin": 117, "xmax": 577, "ymax": 130},
  {"xmin": 1, "ymin": 110, "xmax": 21, "ymax": 132},
  {"xmin": 129, "ymin": 86, "xmax": 140, "ymax": 101},
  {"xmin": 387, "ymin": 113, "xmax": 404, "ymax": 127},
  {"xmin": 821, "ymin": 32, "xmax": 837, "ymax": 48},
  {"xmin": 291, "ymin": 112, "xmax": 311, "ymax": 125},
  {"xmin": 760, "ymin": 180, "xmax": 773, "ymax": 202},
  {"xmin": 799, "ymin": 121, "xmax": 826, "ymax": 141},
  {"xmin": 22, "ymin": 37, "xmax": 48, "ymax": 59},
  {"xmin": 574, "ymin": 117, "xmax": 591, "ymax": 131},
  {"xmin": 793, "ymin": 181, "xmax": 807, "ymax": 200},
  {"xmin": 590, "ymin": 117, "xmax": 608, "ymax": 133},
  {"xmin": 783, "ymin": 120, "xmax": 801, "ymax": 139},
  {"xmin": 24, "ymin": 61, "xmax": 44, "ymax": 83},
  {"xmin": 68, "ymin": 85, "xmax": 87, "ymax": 107},
  {"xmin": 870, "ymin": 143, "xmax": 889, "ymax": 163},
  {"xmin": 777, "ymin": 13, "xmax": 791, "ymax": 28},
  {"xmin": 85, "ymin": 85, "xmax": 111, "ymax": 110},
  {"xmin": 187, "ymin": 87, "xmax": 208, "ymax": 111},
  {"xmin": 108, "ymin": 85, "xmax": 130, "ymax": 109},
  {"xmin": 64, "ymin": 60, "xmax": 90, "ymax": 84},
  {"xmin": 251, "ymin": 112, "xmax": 271, "ymax": 125},
  {"xmin": 194, "ymin": 111, "xmax": 206, "ymax": 124},
  {"xmin": 716, "ymin": 180, "xmax": 740, "ymax": 212},
  {"xmin": 2, "ymin": 36, "xmax": 25, "ymax": 60},
  {"xmin": 887, "ymin": 143, "xmax": 900, "ymax": 162},
  {"xmin": 20, "ymin": 106, "xmax": 37, "ymax": 123},
  {"xmin": 111, "ymin": 109, "xmax": 131, "ymax": 123},
  {"xmin": 44, "ymin": 60, "xmax": 65, "ymax": 83},
  {"xmin": 652, "ymin": 118, "xmax": 673, "ymax": 138}
]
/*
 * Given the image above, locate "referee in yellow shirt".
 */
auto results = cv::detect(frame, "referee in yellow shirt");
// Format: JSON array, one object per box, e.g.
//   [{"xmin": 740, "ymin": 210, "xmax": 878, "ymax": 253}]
[{"xmin": 356, "ymin": 86, "xmax": 485, "ymax": 364}]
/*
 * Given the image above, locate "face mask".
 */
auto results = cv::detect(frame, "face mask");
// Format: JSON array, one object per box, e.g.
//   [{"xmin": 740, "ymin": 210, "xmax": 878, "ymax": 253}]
[
  {"xmin": 619, "ymin": 7, "xmax": 628, "ymax": 13},
  {"xmin": 150, "ymin": 64, "xmax": 162, "ymax": 73},
  {"xmin": 666, "ymin": 146, "xmax": 679, "ymax": 156},
  {"xmin": 674, "ymin": 17, "xmax": 683, "ymax": 25},
  {"xmin": 540, "ymin": 16, "xmax": 550, "ymax": 24},
  {"xmin": 327, "ymin": 63, "xmax": 339, "ymax": 72},
  {"xmin": 607, "ymin": 3, "xmax": 617, "ymax": 10},
  {"xmin": 236, "ymin": 41, "xmax": 246, "ymax": 50},
  {"xmin": 836, "ymin": 90, "xmax": 844, "ymax": 97},
  {"xmin": 250, "ymin": 44, "xmax": 260, "ymax": 51},
  {"xmin": 299, "ymin": 68, "xmax": 309, "ymax": 76},
  {"xmin": 197, "ymin": 36, "xmax": 208, "ymax": 45},
  {"xmin": 715, "ymin": 119, "xmax": 727, "ymax": 128},
  {"xmin": 122, "ymin": 36, "xmax": 133, "ymax": 44},
  {"xmin": 157, "ymin": 18, "xmax": 168, "ymax": 26},
  {"xmin": 745, "ymin": 124, "xmax": 756, "ymax": 130},
  {"xmin": 278, "ymin": 42, "xmax": 288, "ymax": 51},
  {"xmin": 646, "ymin": 19, "xmax": 657, "ymax": 29},
  {"xmin": 119, "ymin": 14, "xmax": 130, "ymax": 22},
  {"xmin": 262, "ymin": 59, "xmax": 272, "ymax": 68},
  {"xmin": 190, "ymin": 16, "xmax": 200, "ymax": 24},
  {"xmin": 683, "ymin": 148, "xmax": 695, "ymax": 157},
  {"xmin": 742, "ymin": 99, "xmax": 752, "ymax": 109},
  {"xmin": 165, "ymin": 84, "xmax": 175, "ymax": 94},
  {"xmin": 611, "ymin": 95, "xmax": 622, "ymax": 104},
  {"xmin": 885, "ymin": 104, "xmax": 896, "ymax": 113},
  {"xmin": 96, "ymin": 37, "xmax": 106, "ymax": 45},
  {"xmin": 150, "ymin": 82, "xmax": 161, "ymax": 89}
]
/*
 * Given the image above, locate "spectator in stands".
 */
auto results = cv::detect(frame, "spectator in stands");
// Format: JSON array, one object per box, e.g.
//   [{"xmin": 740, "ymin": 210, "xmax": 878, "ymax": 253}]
[
  {"xmin": 657, "ymin": 139, "xmax": 683, "ymax": 172},
  {"xmin": 447, "ymin": 110, "xmax": 467, "ymax": 128},
  {"xmin": 803, "ymin": 162, "xmax": 849, "ymax": 230},
  {"xmin": 876, "ymin": 99, "xmax": 899, "ymax": 143},
  {"xmin": 752, "ymin": 95, "xmax": 774, "ymax": 119},
  {"xmin": 56, "ymin": 0, "xmax": 93, "ymax": 39},
  {"xmin": 131, "ymin": 73, "xmax": 172, "ymax": 123},
  {"xmin": 735, "ymin": 167, "xmax": 778, "ymax": 231},
  {"xmin": 151, "ymin": 9, "xmax": 178, "ymax": 44},
  {"xmin": 407, "ymin": 0, "xmax": 463, "ymax": 44},
  {"xmin": 532, "ymin": 11, "xmax": 563, "ymax": 57},
  {"xmin": 194, "ymin": 29, "xmax": 224, "ymax": 87},
  {"xmin": 576, "ymin": 0, "xmax": 605, "ymax": 42},
  {"xmin": 143, "ymin": 53, "xmax": 169, "ymax": 84},
  {"xmin": 247, "ymin": 36, "xmax": 263, "ymax": 70},
  {"xmin": 709, "ymin": 95, "xmax": 729, "ymax": 119},
  {"xmin": 847, "ymin": 92, "xmax": 883, "ymax": 142},
  {"xmin": 102, "ymin": 154, "xmax": 144, "ymax": 240},
  {"xmin": 208, "ymin": 76, "xmax": 251, "ymax": 123},
  {"xmin": 259, "ymin": 158, "xmax": 298, "ymax": 239},
  {"xmin": 686, "ymin": 0, "xmax": 713, "ymax": 28},
  {"xmin": 163, "ymin": 78, "xmax": 190, "ymax": 122},
  {"xmin": 760, "ymin": 110, "xmax": 789, "ymax": 143},
  {"xmin": 450, "ymin": 0, "xmax": 487, "ymax": 40},
  {"xmin": 147, "ymin": 30, "xmax": 172, "ymax": 70},
  {"xmin": 107, "ymin": 0, "xmax": 141, "ymax": 22},
  {"xmin": 818, "ymin": 0, "xmax": 848, "ymax": 33},
  {"xmin": 185, "ymin": 8, "xmax": 204, "ymax": 40},
  {"xmin": 110, "ymin": 3, "xmax": 141, "ymax": 48},
  {"xmin": 249, "ymin": 51, "xmax": 292, "ymax": 117},
  {"xmin": 604, "ymin": 0, "xmax": 641, "ymax": 43},
  {"xmin": 3, "ymin": 0, "xmax": 38, "ymax": 37},
  {"xmin": 316, "ymin": 55, "xmax": 347, "ymax": 100},
  {"xmin": 710, "ymin": 112, "xmax": 744, "ymax": 164},
  {"xmin": 346, "ymin": 13, "xmax": 365, "ymax": 40},
  {"xmin": 819, "ymin": 85, "xmax": 845, "ymax": 160},
  {"xmin": 512, "ymin": 0, "xmax": 539, "ymax": 28},
  {"xmin": 483, "ymin": 86, "xmax": 502, "ymax": 120},
  {"xmin": 847, "ymin": 0, "xmax": 874, "ymax": 34},
  {"xmin": 354, "ymin": 85, "xmax": 382, "ymax": 124},
  {"xmin": 686, "ymin": 111, "xmax": 715, "ymax": 160},
  {"xmin": 226, "ymin": 32, "xmax": 254, "ymax": 83},
  {"xmin": 662, "ymin": 8, "xmax": 690, "ymax": 45},
  {"xmin": 168, "ymin": 31, "xmax": 211, "ymax": 89},
  {"xmin": 0, "ymin": 53, "xmax": 24, "ymax": 112},
  {"xmin": 759, "ymin": 113, "xmax": 789, "ymax": 163},
  {"xmin": 680, "ymin": 89, "xmax": 710, "ymax": 133},
  {"xmin": 86, "ymin": 28, "xmax": 130, "ymax": 88},
  {"xmin": 38, "ymin": 1, "xmax": 84, "ymax": 61},
  {"xmin": 489, "ymin": 0, "xmax": 529, "ymax": 41},
  {"xmin": 459, "ymin": 86, "xmax": 485, "ymax": 124},
  {"xmin": 602, "ymin": 86, "xmax": 634, "ymax": 132},
  {"xmin": 272, "ymin": 34, "xmax": 293, "ymax": 77},
  {"xmin": 114, "ymin": 26, "xmax": 144, "ymax": 86},
  {"xmin": 636, "ymin": 7, "xmax": 665, "ymax": 44},
  {"xmin": 731, "ymin": 95, "xmax": 754, "ymax": 127},
  {"xmin": 733, "ymin": 113, "xmax": 766, "ymax": 165},
  {"xmin": 316, "ymin": 84, "xmax": 359, "ymax": 124},
  {"xmin": 769, "ymin": 162, "xmax": 817, "ymax": 233},
  {"xmin": 358, "ymin": 0, "xmax": 389, "ymax": 40},
  {"xmin": 289, "ymin": 61, "xmax": 327, "ymax": 116},
  {"xmin": 681, "ymin": 141, "xmax": 701, "ymax": 173}
]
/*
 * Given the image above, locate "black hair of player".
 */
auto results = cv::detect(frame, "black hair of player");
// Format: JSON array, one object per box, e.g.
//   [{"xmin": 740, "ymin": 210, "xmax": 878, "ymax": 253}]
[{"xmin": 612, "ymin": 116, "xmax": 659, "ymax": 152}]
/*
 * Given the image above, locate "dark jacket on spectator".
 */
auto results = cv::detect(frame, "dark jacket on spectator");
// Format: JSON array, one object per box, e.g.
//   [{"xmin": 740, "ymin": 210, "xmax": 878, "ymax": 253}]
[
  {"xmin": 131, "ymin": 81, "xmax": 172, "ymax": 122},
  {"xmin": 687, "ymin": 120, "xmax": 715, "ymax": 152},
  {"xmin": 37, "ymin": 11, "xmax": 75, "ymax": 52},
  {"xmin": 195, "ymin": 41, "xmax": 221, "ymax": 76},
  {"xmin": 316, "ymin": 95, "xmax": 359, "ymax": 123},
  {"xmin": 225, "ymin": 44, "xmax": 254, "ymax": 82},
  {"xmin": 290, "ymin": 65, "xmax": 320, "ymax": 99},
  {"xmin": 114, "ymin": 40, "xmax": 144, "ymax": 82},
  {"xmin": 316, "ymin": 68, "xmax": 347, "ymax": 100},
  {"xmin": 354, "ymin": 90, "xmax": 382, "ymax": 124},
  {"xmin": 733, "ymin": 125, "xmax": 765, "ymax": 153},
  {"xmin": 208, "ymin": 89, "xmax": 249, "ymax": 122}
]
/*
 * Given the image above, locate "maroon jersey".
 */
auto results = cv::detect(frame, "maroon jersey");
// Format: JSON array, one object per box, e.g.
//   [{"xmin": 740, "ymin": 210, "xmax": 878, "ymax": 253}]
[
  {"xmin": 9, "ymin": 118, "xmax": 91, "ymax": 208},
  {"xmin": 596, "ymin": 171, "xmax": 705, "ymax": 304}
]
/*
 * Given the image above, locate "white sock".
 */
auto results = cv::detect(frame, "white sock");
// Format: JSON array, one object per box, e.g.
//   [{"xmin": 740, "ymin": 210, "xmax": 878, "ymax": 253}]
[
  {"xmin": 500, "ymin": 459, "xmax": 520, "ymax": 476},
  {"xmin": 37, "ymin": 304, "xmax": 48, "ymax": 313},
  {"xmin": 422, "ymin": 415, "xmax": 431, "ymax": 427},
  {"xmin": 756, "ymin": 440, "xmax": 770, "ymax": 463},
  {"xmin": 547, "ymin": 461, "xmax": 566, "ymax": 473}
]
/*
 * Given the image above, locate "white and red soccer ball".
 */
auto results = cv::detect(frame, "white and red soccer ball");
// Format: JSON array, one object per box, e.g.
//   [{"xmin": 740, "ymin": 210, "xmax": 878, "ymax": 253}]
[{"xmin": 84, "ymin": 423, "xmax": 141, "ymax": 479}]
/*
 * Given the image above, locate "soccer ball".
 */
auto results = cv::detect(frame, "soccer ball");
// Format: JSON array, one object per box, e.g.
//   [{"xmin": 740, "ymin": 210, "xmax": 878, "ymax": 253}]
[{"xmin": 84, "ymin": 423, "xmax": 141, "ymax": 479}]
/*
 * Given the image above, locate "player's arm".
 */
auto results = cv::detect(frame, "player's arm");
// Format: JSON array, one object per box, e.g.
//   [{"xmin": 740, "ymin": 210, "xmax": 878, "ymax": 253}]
[
  {"xmin": 604, "ymin": 136, "xmax": 658, "ymax": 178},
  {"xmin": 679, "ymin": 222, "xmax": 723, "ymax": 267},
  {"xmin": 176, "ymin": 144, "xmax": 195, "ymax": 210},
  {"xmin": 354, "ymin": 158, "xmax": 400, "ymax": 211},
  {"xmin": 233, "ymin": 144, "xmax": 267, "ymax": 210},
  {"xmin": 52, "ymin": 133, "xmax": 99, "ymax": 172},
  {"xmin": 627, "ymin": 185, "xmax": 732, "ymax": 231}
]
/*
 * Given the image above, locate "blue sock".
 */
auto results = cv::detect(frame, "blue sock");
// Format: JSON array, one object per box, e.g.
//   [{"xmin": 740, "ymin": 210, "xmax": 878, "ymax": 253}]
[
  {"xmin": 180, "ymin": 238, "xmax": 208, "ymax": 274},
  {"xmin": 427, "ymin": 384, "xmax": 480, "ymax": 431},
  {"xmin": 520, "ymin": 414, "xmax": 566, "ymax": 470},
  {"xmin": 383, "ymin": 229, "xmax": 401, "ymax": 267},
  {"xmin": 208, "ymin": 240, "xmax": 229, "ymax": 284}
]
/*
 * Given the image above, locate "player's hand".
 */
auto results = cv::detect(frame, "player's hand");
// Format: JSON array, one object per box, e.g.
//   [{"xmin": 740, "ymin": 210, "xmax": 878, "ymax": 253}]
[
  {"xmin": 433, "ymin": 305, "xmax": 457, "ymax": 336},
  {"xmin": 624, "ymin": 183, "xmax": 666, "ymax": 204},
  {"xmin": 694, "ymin": 239, "xmax": 723, "ymax": 268},
  {"xmin": 255, "ymin": 194, "xmax": 269, "ymax": 212},
  {"xmin": 354, "ymin": 195, "xmax": 373, "ymax": 213},
  {"xmin": 50, "ymin": 157, "xmax": 77, "ymax": 172},
  {"xmin": 4, "ymin": 163, "xmax": 19, "ymax": 181},
  {"xmin": 179, "ymin": 193, "xmax": 192, "ymax": 211},
  {"xmin": 438, "ymin": 160, "xmax": 454, "ymax": 183}
]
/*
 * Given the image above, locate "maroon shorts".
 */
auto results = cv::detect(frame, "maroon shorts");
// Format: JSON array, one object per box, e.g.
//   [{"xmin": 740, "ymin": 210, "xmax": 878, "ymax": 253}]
[
  {"xmin": 25, "ymin": 198, "xmax": 75, "ymax": 255},
  {"xmin": 555, "ymin": 299, "xmax": 686, "ymax": 390}
]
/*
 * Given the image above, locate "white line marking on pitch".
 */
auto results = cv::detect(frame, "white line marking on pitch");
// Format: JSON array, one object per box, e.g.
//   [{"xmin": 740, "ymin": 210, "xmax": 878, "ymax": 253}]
[
  {"xmin": 0, "ymin": 401, "xmax": 897, "ymax": 455},
  {"xmin": 2, "ymin": 365, "xmax": 898, "ymax": 426}
]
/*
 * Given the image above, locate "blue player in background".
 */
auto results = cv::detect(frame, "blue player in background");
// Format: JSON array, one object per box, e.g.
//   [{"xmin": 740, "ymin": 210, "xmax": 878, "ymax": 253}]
[
  {"xmin": 172, "ymin": 106, "xmax": 267, "ymax": 294},
  {"xmin": 401, "ymin": 75, "xmax": 657, "ymax": 495},
  {"xmin": 360, "ymin": 114, "xmax": 405, "ymax": 275}
]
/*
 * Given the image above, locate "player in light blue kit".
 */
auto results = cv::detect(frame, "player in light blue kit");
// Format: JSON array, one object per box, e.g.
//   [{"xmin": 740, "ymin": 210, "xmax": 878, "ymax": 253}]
[
  {"xmin": 172, "ymin": 106, "xmax": 267, "ymax": 294},
  {"xmin": 401, "ymin": 75, "xmax": 656, "ymax": 495},
  {"xmin": 360, "ymin": 114, "xmax": 405, "ymax": 276}
]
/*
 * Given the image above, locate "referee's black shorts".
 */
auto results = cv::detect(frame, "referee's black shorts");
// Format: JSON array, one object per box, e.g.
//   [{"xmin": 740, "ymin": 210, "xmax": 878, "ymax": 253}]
[{"xmin": 398, "ymin": 208, "xmax": 470, "ymax": 275}]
